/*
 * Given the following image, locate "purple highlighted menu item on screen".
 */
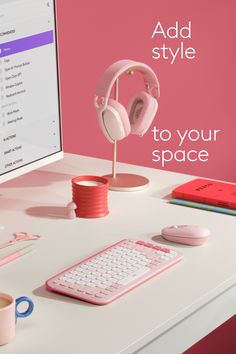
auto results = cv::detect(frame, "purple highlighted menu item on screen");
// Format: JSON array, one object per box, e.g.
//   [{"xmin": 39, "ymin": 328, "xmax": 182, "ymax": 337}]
[{"xmin": 0, "ymin": 31, "xmax": 54, "ymax": 58}]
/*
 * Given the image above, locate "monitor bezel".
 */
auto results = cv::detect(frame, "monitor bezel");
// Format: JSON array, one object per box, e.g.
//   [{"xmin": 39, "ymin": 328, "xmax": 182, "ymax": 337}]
[{"xmin": 0, "ymin": 0, "xmax": 63, "ymax": 184}]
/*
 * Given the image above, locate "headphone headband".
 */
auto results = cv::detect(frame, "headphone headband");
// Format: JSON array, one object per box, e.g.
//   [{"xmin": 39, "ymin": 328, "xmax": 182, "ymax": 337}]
[{"xmin": 94, "ymin": 59, "xmax": 160, "ymax": 109}]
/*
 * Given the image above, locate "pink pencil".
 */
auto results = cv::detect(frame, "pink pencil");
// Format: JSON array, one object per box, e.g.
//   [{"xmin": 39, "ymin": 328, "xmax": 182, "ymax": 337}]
[{"xmin": 0, "ymin": 245, "xmax": 34, "ymax": 266}]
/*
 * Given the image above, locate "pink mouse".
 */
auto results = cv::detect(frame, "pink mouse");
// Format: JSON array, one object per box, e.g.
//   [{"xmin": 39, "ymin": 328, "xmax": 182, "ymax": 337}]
[{"xmin": 161, "ymin": 225, "xmax": 210, "ymax": 246}]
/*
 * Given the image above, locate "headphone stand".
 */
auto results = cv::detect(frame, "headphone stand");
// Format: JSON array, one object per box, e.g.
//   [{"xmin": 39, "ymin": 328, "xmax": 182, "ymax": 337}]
[{"xmin": 103, "ymin": 79, "xmax": 150, "ymax": 191}]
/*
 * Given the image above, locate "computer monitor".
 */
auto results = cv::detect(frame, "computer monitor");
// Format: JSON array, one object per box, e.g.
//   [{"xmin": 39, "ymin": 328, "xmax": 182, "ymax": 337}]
[{"xmin": 0, "ymin": 0, "xmax": 63, "ymax": 184}]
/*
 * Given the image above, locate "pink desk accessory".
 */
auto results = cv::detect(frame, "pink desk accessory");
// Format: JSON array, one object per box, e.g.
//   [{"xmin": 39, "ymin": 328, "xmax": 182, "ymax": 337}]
[
  {"xmin": 46, "ymin": 239, "xmax": 183, "ymax": 305},
  {"xmin": 67, "ymin": 202, "xmax": 77, "ymax": 219},
  {"xmin": 0, "ymin": 245, "xmax": 34, "ymax": 267},
  {"xmin": 161, "ymin": 225, "xmax": 210, "ymax": 246},
  {"xmin": 94, "ymin": 60, "xmax": 160, "ymax": 192},
  {"xmin": 0, "ymin": 292, "xmax": 34, "ymax": 346},
  {"xmin": 0, "ymin": 232, "xmax": 41, "ymax": 251},
  {"xmin": 72, "ymin": 175, "xmax": 109, "ymax": 218}
]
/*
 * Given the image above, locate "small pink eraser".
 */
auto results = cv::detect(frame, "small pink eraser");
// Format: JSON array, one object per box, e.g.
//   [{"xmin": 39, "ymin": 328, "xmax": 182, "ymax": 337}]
[
  {"xmin": 67, "ymin": 202, "xmax": 77, "ymax": 210},
  {"xmin": 68, "ymin": 210, "xmax": 76, "ymax": 219},
  {"xmin": 67, "ymin": 202, "xmax": 77, "ymax": 219}
]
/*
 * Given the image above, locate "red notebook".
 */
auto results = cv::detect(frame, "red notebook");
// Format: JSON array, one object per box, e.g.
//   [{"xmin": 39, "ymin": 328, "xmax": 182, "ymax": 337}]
[{"xmin": 172, "ymin": 178, "xmax": 236, "ymax": 210}]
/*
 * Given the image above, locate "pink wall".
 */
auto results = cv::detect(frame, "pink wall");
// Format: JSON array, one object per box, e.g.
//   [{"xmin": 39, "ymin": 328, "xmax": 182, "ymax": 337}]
[
  {"xmin": 56, "ymin": 1, "xmax": 235, "ymax": 352},
  {"xmin": 56, "ymin": 0, "xmax": 235, "ymax": 183}
]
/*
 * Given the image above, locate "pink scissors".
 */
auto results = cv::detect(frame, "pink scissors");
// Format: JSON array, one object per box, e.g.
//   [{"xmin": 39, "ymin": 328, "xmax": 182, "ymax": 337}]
[{"xmin": 0, "ymin": 232, "xmax": 42, "ymax": 250}]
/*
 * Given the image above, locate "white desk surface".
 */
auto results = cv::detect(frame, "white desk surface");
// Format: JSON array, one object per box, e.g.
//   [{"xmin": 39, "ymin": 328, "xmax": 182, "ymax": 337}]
[{"xmin": 0, "ymin": 153, "xmax": 236, "ymax": 354}]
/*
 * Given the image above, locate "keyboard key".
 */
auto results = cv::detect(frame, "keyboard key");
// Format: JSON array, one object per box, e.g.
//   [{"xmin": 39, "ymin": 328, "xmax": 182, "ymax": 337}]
[
  {"xmin": 118, "ymin": 267, "xmax": 150, "ymax": 286},
  {"xmin": 95, "ymin": 293, "xmax": 104, "ymax": 298}
]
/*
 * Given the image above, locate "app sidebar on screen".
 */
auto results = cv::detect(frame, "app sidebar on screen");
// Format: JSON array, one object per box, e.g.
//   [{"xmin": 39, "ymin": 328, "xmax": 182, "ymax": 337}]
[{"xmin": 0, "ymin": 0, "xmax": 61, "ymax": 176}]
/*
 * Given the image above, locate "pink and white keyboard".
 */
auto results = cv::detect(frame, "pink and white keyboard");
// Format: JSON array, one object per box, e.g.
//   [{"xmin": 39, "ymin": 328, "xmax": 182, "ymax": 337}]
[{"xmin": 46, "ymin": 239, "xmax": 183, "ymax": 305}]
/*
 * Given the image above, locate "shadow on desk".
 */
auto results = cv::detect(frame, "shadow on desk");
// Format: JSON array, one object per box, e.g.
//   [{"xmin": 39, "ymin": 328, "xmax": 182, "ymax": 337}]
[
  {"xmin": 26, "ymin": 206, "xmax": 68, "ymax": 219},
  {"xmin": 33, "ymin": 285, "xmax": 94, "ymax": 307},
  {"xmin": 0, "ymin": 170, "xmax": 73, "ymax": 189},
  {"xmin": 150, "ymin": 184, "xmax": 179, "ymax": 200},
  {"xmin": 152, "ymin": 234, "xmax": 192, "ymax": 249}
]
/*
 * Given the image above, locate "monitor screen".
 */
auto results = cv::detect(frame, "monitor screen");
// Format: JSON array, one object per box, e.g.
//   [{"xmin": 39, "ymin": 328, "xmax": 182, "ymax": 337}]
[{"xmin": 0, "ymin": 0, "xmax": 63, "ymax": 183}]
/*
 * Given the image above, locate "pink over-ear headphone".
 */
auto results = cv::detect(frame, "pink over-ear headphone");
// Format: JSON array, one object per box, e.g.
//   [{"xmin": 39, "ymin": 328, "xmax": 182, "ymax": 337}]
[{"xmin": 94, "ymin": 60, "xmax": 160, "ymax": 143}]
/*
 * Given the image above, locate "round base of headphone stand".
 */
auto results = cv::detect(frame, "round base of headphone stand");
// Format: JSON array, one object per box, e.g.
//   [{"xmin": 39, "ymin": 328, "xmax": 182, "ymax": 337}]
[{"xmin": 103, "ymin": 173, "xmax": 149, "ymax": 192}]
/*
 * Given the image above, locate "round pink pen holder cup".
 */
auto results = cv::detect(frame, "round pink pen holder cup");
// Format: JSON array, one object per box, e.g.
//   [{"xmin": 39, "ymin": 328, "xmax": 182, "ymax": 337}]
[{"xmin": 72, "ymin": 176, "xmax": 109, "ymax": 218}]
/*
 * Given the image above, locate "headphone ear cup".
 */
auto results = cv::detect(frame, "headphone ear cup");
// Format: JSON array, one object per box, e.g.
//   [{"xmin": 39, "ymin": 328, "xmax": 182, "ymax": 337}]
[
  {"xmin": 100, "ymin": 99, "xmax": 131, "ymax": 142},
  {"xmin": 127, "ymin": 91, "xmax": 158, "ymax": 136}
]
